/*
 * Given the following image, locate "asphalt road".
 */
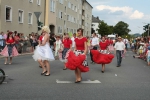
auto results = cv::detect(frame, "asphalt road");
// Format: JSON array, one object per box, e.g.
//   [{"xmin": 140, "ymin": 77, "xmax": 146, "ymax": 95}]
[{"xmin": 0, "ymin": 51, "xmax": 150, "ymax": 100}]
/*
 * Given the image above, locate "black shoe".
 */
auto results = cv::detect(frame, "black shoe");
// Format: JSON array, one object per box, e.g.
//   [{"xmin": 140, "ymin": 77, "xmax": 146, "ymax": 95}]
[
  {"xmin": 101, "ymin": 71, "xmax": 104, "ymax": 73},
  {"xmin": 41, "ymin": 71, "xmax": 47, "ymax": 75},
  {"xmin": 133, "ymin": 55, "xmax": 135, "ymax": 58},
  {"xmin": 63, "ymin": 68, "xmax": 67, "ymax": 70},
  {"xmin": 116, "ymin": 65, "xmax": 120, "ymax": 67},
  {"xmin": 75, "ymin": 81, "xmax": 81, "ymax": 83},
  {"xmin": 39, "ymin": 66, "xmax": 42, "ymax": 68},
  {"xmin": 45, "ymin": 74, "xmax": 50, "ymax": 76}
]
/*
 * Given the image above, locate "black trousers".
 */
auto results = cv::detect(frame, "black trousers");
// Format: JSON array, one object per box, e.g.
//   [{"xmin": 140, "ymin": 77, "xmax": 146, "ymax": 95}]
[{"xmin": 90, "ymin": 46, "xmax": 97, "ymax": 62}]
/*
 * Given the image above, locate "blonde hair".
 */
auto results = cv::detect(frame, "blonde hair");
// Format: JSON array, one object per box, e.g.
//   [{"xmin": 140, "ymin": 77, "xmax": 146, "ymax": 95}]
[{"xmin": 42, "ymin": 26, "xmax": 50, "ymax": 33}]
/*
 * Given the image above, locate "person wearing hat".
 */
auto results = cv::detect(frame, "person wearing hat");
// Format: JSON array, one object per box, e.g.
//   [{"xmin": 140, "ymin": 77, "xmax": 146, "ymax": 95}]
[
  {"xmin": 114, "ymin": 36, "xmax": 126, "ymax": 67},
  {"xmin": 146, "ymin": 46, "xmax": 150, "ymax": 66}
]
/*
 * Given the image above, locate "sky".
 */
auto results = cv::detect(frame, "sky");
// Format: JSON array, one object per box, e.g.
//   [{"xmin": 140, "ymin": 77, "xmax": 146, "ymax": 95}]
[{"xmin": 87, "ymin": 0, "xmax": 150, "ymax": 34}]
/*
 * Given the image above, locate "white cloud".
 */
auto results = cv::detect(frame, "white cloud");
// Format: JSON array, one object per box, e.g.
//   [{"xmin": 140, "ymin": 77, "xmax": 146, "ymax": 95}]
[
  {"xmin": 96, "ymin": 5, "xmax": 144, "ymax": 19},
  {"xmin": 96, "ymin": 5, "xmax": 132, "ymax": 13},
  {"xmin": 130, "ymin": 10, "xmax": 144, "ymax": 19}
]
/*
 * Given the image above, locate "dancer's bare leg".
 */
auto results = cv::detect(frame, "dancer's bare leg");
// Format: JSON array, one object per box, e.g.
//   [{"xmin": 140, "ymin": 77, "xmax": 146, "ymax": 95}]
[
  {"xmin": 38, "ymin": 59, "xmax": 46, "ymax": 73},
  {"xmin": 77, "ymin": 68, "xmax": 81, "ymax": 81},
  {"xmin": 45, "ymin": 60, "xmax": 50, "ymax": 75},
  {"xmin": 4, "ymin": 57, "xmax": 8, "ymax": 64},
  {"xmin": 9, "ymin": 57, "xmax": 12, "ymax": 64}
]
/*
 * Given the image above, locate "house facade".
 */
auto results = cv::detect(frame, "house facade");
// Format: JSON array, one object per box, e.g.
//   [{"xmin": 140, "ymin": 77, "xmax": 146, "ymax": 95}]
[
  {"xmin": 0, "ymin": 0, "xmax": 93, "ymax": 36},
  {"xmin": 46, "ymin": 0, "xmax": 93, "ymax": 36},
  {"xmin": 92, "ymin": 15, "xmax": 101, "ymax": 34},
  {"xmin": 0, "ymin": 0, "xmax": 45, "ymax": 35}
]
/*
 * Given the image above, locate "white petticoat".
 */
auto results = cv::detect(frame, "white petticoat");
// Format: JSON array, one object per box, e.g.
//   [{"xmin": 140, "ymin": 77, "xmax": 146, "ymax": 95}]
[{"xmin": 32, "ymin": 43, "xmax": 55, "ymax": 61}]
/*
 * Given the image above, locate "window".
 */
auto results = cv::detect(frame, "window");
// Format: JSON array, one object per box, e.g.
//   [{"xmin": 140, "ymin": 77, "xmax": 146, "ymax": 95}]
[
  {"xmin": 68, "ymin": 2, "xmax": 71, "ymax": 8},
  {"xmin": 18, "ymin": 10, "xmax": 24, "ymax": 23},
  {"xmin": 75, "ymin": 7, "xmax": 78, "ymax": 12},
  {"xmin": 71, "ymin": 29, "xmax": 73, "ymax": 33},
  {"xmin": 58, "ymin": 26, "xmax": 63, "ymax": 34},
  {"xmin": 37, "ymin": 0, "xmax": 41, "ymax": 5},
  {"xmin": 71, "ymin": 4, "xmax": 73, "ymax": 10},
  {"xmin": 65, "ymin": 6, "xmax": 67, "ymax": 12},
  {"xmin": 28, "ymin": 13, "xmax": 33, "ymax": 24},
  {"xmin": 6, "ymin": 6, "xmax": 12, "ymax": 21},
  {"xmin": 78, "ymin": 4, "xmax": 79, "ymax": 9},
  {"xmin": 29, "ymin": 0, "xmax": 33, "ymax": 3},
  {"xmin": 67, "ymin": 15, "xmax": 69, "ymax": 21},
  {"xmin": 74, "ymin": 29, "xmax": 76, "ymax": 33},
  {"xmin": 72, "ymin": 16, "xmax": 74, "ymax": 22},
  {"xmin": 86, "ymin": 5, "xmax": 88, "ymax": 9},
  {"xmin": 59, "ymin": 11, "xmax": 63, "ymax": 19},
  {"xmin": 74, "ymin": 18, "xmax": 76, "ymax": 23},
  {"xmin": 59, "ymin": 0, "xmax": 63, "ymax": 4},
  {"xmin": 64, "ymin": 20, "xmax": 66, "ymax": 27},
  {"xmin": 74, "ymin": 6, "xmax": 77, "ymax": 12},
  {"xmin": 50, "ymin": 0, "xmax": 55, "ymax": 12}
]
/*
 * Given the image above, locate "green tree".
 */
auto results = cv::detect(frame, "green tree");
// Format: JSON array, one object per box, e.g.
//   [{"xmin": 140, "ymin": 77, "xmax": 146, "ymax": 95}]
[
  {"xmin": 113, "ymin": 21, "xmax": 131, "ymax": 36},
  {"xmin": 37, "ymin": 20, "xmax": 43, "ymax": 31},
  {"xmin": 143, "ymin": 24, "xmax": 150, "ymax": 37},
  {"xmin": 108, "ymin": 25, "xmax": 114, "ymax": 35},
  {"xmin": 142, "ymin": 31, "xmax": 148, "ymax": 37},
  {"xmin": 97, "ymin": 20, "xmax": 110, "ymax": 36}
]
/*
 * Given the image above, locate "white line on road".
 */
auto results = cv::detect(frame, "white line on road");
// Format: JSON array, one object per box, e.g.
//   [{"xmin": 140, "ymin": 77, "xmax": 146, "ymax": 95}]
[
  {"xmin": 56, "ymin": 79, "xmax": 101, "ymax": 83},
  {"xmin": 2, "ymin": 82, "xmax": 7, "ymax": 84}
]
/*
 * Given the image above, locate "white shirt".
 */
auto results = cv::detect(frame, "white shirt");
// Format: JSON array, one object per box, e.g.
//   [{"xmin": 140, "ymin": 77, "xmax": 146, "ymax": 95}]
[
  {"xmin": 0, "ymin": 35, "xmax": 3, "ymax": 46},
  {"xmin": 91, "ymin": 37, "xmax": 99, "ymax": 46},
  {"xmin": 123, "ymin": 39, "xmax": 128, "ymax": 44},
  {"xmin": 114, "ymin": 41, "xmax": 125, "ymax": 50},
  {"xmin": 71, "ymin": 37, "xmax": 75, "ymax": 47}
]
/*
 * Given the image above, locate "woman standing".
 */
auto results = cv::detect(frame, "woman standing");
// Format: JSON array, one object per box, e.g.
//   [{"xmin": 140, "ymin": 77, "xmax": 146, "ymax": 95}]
[
  {"xmin": 33, "ymin": 26, "xmax": 55, "ymax": 76},
  {"xmin": 0, "ymin": 32, "xmax": 18, "ymax": 64},
  {"xmin": 99, "ymin": 37, "xmax": 110, "ymax": 73},
  {"xmin": 91, "ymin": 37, "xmax": 114, "ymax": 73},
  {"xmin": 65, "ymin": 28, "xmax": 89, "ymax": 83},
  {"xmin": 61, "ymin": 33, "xmax": 72, "ymax": 70}
]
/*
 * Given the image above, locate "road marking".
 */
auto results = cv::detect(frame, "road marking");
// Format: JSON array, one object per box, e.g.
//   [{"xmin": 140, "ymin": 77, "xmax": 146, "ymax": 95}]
[
  {"xmin": 115, "ymin": 74, "xmax": 117, "ymax": 76},
  {"xmin": 2, "ymin": 82, "xmax": 7, "ymax": 84},
  {"xmin": 5, "ymin": 75, "xmax": 8, "ymax": 77},
  {"xmin": 56, "ymin": 79, "xmax": 101, "ymax": 83}
]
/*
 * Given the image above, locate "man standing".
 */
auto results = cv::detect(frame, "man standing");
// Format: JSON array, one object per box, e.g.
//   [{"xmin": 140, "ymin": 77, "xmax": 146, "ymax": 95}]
[
  {"xmin": 114, "ymin": 37, "xmax": 126, "ymax": 67},
  {"xmin": 90, "ymin": 33, "xmax": 99, "ymax": 64}
]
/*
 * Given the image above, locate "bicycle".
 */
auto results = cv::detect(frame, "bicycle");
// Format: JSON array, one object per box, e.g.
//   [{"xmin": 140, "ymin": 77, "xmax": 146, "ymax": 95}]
[{"xmin": 0, "ymin": 68, "xmax": 5, "ymax": 84}]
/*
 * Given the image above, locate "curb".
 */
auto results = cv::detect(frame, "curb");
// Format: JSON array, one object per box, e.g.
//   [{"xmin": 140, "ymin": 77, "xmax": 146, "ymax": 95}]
[{"xmin": 0, "ymin": 53, "xmax": 33, "ymax": 58}]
